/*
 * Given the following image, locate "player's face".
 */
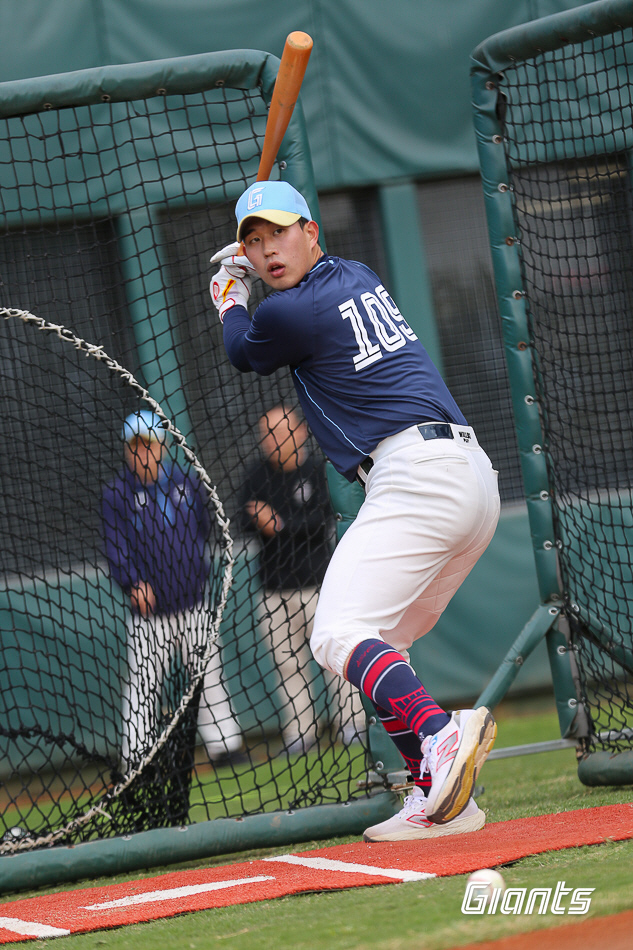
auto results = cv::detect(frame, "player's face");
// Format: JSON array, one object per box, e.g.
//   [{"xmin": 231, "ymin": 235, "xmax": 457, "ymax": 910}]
[
  {"xmin": 242, "ymin": 218, "xmax": 321, "ymax": 290},
  {"xmin": 125, "ymin": 437, "xmax": 165, "ymax": 484}
]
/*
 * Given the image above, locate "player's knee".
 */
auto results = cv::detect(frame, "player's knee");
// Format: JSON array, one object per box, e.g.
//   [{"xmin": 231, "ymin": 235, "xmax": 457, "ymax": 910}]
[
  {"xmin": 310, "ymin": 622, "xmax": 356, "ymax": 677},
  {"xmin": 309, "ymin": 629, "xmax": 338, "ymax": 675},
  {"xmin": 310, "ymin": 623, "xmax": 376, "ymax": 679}
]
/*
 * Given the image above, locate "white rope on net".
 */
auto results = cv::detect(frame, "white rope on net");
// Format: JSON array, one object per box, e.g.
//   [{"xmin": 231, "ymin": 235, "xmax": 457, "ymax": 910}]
[{"xmin": 0, "ymin": 308, "xmax": 235, "ymax": 853}]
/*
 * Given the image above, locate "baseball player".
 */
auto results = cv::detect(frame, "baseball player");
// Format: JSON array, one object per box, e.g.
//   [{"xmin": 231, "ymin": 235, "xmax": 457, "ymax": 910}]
[
  {"xmin": 210, "ymin": 181, "xmax": 500, "ymax": 841},
  {"xmin": 101, "ymin": 410, "xmax": 243, "ymax": 769}
]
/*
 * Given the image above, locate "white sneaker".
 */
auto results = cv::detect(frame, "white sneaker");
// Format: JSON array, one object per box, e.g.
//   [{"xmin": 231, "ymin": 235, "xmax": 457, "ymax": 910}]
[
  {"xmin": 422, "ymin": 708, "xmax": 497, "ymax": 825},
  {"xmin": 362, "ymin": 787, "xmax": 485, "ymax": 842}
]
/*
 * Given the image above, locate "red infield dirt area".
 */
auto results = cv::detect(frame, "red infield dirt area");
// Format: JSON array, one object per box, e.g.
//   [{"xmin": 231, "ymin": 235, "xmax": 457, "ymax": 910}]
[
  {"xmin": 0, "ymin": 803, "xmax": 631, "ymax": 942},
  {"xmin": 306, "ymin": 801, "xmax": 633, "ymax": 875},
  {"xmin": 450, "ymin": 907, "xmax": 633, "ymax": 950}
]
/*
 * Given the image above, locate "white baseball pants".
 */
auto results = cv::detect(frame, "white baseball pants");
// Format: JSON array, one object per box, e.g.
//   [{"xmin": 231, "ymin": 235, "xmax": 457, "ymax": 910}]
[{"xmin": 310, "ymin": 424, "xmax": 500, "ymax": 678}]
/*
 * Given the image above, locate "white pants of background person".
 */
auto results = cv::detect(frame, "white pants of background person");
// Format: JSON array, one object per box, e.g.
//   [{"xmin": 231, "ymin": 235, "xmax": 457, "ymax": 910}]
[
  {"xmin": 120, "ymin": 604, "xmax": 242, "ymax": 768},
  {"xmin": 262, "ymin": 586, "xmax": 365, "ymax": 752},
  {"xmin": 310, "ymin": 424, "xmax": 501, "ymax": 678}
]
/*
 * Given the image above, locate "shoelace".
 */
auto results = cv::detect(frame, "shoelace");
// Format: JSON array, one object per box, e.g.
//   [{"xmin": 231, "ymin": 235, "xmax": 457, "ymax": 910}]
[
  {"xmin": 401, "ymin": 792, "xmax": 427, "ymax": 813},
  {"xmin": 420, "ymin": 733, "xmax": 438, "ymax": 776}
]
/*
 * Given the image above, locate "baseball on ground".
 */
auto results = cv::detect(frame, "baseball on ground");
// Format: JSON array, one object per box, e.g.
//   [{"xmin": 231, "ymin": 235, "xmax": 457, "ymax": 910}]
[{"xmin": 466, "ymin": 868, "xmax": 506, "ymax": 905}]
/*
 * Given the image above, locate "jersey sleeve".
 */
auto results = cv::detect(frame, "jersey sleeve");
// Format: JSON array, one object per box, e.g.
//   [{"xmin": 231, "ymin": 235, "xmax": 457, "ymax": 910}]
[
  {"xmin": 188, "ymin": 468, "xmax": 212, "ymax": 543},
  {"xmin": 100, "ymin": 480, "xmax": 139, "ymax": 592},
  {"xmin": 223, "ymin": 292, "xmax": 312, "ymax": 375}
]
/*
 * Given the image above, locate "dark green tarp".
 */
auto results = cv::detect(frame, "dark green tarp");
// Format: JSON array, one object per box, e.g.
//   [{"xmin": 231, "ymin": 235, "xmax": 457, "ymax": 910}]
[{"xmin": 0, "ymin": 0, "xmax": 595, "ymax": 187}]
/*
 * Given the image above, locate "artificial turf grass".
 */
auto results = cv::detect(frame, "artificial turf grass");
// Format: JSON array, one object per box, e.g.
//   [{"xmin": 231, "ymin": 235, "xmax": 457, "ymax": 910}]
[
  {"xmin": 0, "ymin": 694, "xmax": 565, "ymax": 845},
  {"xmin": 5, "ymin": 695, "xmax": 633, "ymax": 950},
  {"xmin": 20, "ymin": 837, "xmax": 633, "ymax": 950},
  {"xmin": 2, "ymin": 738, "xmax": 370, "ymax": 834}
]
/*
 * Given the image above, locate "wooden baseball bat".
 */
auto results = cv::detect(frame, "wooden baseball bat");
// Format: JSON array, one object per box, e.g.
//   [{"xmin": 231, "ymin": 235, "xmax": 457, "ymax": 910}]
[{"xmin": 256, "ymin": 31, "xmax": 313, "ymax": 181}]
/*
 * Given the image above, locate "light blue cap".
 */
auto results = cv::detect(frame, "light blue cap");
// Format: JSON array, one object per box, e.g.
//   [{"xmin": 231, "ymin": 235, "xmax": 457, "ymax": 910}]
[
  {"xmin": 235, "ymin": 181, "xmax": 312, "ymax": 241},
  {"xmin": 121, "ymin": 410, "xmax": 167, "ymax": 443}
]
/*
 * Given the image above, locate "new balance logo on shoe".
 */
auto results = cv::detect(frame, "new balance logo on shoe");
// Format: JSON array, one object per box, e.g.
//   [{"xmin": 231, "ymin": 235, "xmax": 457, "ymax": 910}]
[
  {"xmin": 406, "ymin": 813, "xmax": 434, "ymax": 828},
  {"xmin": 433, "ymin": 730, "xmax": 459, "ymax": 772}
]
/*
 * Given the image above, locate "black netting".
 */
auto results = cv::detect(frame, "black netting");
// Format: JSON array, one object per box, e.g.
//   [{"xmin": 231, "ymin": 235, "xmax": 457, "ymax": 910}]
[
  {"xmin": 417, "ymin": 177, "xmax": 524, "ymax": 505},
  {"xmin": 497, "ymin": 27, "xmax": 633, "ymax": 751},
  {"xmin": 0, "ymin": 82, "xmax": 367, "ymax": 853}
]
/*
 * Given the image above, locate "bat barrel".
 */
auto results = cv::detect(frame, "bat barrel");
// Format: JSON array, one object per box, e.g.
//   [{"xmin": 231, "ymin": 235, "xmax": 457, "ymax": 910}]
[
  {"xmin": 287, "ymin": 31, "xmax": 313, "ymax": 52},
  {"xmin": 256, "ymin": 32, "xmax": 313, "ymax": 182}
]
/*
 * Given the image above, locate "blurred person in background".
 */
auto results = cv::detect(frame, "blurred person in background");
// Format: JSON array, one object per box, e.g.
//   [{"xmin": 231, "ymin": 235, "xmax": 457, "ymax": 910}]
[
  {"xmin": 101, "ymin": 409, "xmax": 243, "ymax": 770},
  {"xmin": 243, "ymin": 404, "xmax": 364, "ymax": 753}
]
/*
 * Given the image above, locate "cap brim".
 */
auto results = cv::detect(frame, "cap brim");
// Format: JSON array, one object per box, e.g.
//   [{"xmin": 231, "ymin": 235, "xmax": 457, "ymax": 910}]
[
  {"xmin": 125, "ymin": 432, "xmax": 164, "ymax": 443},
  {"xmin": 236, "ymin": 210, "xmax": 301, "ymax": 242}
]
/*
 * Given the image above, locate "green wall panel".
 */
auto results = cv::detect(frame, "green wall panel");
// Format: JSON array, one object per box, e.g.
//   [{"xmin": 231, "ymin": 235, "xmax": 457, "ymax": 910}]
[
  {"xmin": 0, "ymin": 508, "xmax": 544, "ymax": 780},
  {"xmin": 409, "ymin": 506, "xmax": 547, "ymax": 705},
  {"xmin": 0, "ymin": 552, "xmax": 280, "ymax": 779},
  {"xmin": 0, "ymin": 0, "xmax": 596, "ymax": 189}
]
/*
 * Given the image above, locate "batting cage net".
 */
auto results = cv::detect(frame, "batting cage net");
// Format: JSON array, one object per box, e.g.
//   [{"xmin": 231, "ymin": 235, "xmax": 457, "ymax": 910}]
[
  {"xmin": 0, "ymin": 52, "xmax": 369, "ymax": 862},
  {"xmin": 472, "ymin": 0, "xmax": 633, "ymax": 777}
]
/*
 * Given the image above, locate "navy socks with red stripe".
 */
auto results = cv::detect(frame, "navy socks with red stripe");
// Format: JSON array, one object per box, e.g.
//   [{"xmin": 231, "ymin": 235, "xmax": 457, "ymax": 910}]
[
  {"xmin": 346, "ymin": 638, "xmax": 450, "ymax": 744},
  {"xmin": 373, "ymin": 705, "xmax": 432, "ymax": 791}
]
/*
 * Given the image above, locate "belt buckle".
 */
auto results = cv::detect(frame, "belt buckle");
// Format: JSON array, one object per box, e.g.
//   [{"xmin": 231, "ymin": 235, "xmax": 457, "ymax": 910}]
[{"xmin": 418, "ymin": 422, "xmax": 453, "ymax": 441}]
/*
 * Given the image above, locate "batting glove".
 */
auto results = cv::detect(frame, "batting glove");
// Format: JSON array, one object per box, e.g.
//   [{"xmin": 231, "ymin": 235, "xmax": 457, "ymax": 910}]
[
  {"xmin": 210, "ymin": 241, "xmax": 244, "ymax": 265},
  {"xmin": 209, "ymin": 243, "xmax": 257, "ymax": 322}
]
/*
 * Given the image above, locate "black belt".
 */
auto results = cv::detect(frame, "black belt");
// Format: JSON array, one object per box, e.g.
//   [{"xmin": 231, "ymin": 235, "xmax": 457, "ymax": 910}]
[
  {"xmin": 417, "ymin": 422, "xmax": 454, "ymax": 441},
  {"xmin": 356, "ymin": 457, "xmax": 374, "ymax": 484},
  {"xmin": 356, "ymin": 423, "xmax": 455, "ymax": 487}
]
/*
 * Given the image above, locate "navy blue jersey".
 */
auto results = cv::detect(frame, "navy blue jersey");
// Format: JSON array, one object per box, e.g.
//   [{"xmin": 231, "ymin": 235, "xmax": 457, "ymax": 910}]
[
  {"xmin": 224, "ymin": 256, "xmax": 467, "ymax": 481},
  {"xmin": 101, "ymin": 461, "xmax": 211, "ymax": 615}
]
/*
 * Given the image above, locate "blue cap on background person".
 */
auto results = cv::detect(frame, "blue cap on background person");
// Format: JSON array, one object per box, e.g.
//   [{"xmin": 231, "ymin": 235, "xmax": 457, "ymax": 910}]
[
  {"xmin": 121, "ymin": 410, "xmax": 167, "ymax": 443},
  {"xmin": 235, "ymin": 181, "xmax": 312, "ymax": 242}
]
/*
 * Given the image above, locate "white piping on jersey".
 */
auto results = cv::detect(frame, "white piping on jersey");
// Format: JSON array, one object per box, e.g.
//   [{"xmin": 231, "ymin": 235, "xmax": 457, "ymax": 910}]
[
  {"xmin": 312, "ymin": 256, "xmax": 335, "ymax": 272},
  {"xmin": 294, "ymin": 255, "xmax": 367, "ymax": 455},
  {"xmin": 293, "ymin": 367, "xmax": 365, "ymax": 453}
]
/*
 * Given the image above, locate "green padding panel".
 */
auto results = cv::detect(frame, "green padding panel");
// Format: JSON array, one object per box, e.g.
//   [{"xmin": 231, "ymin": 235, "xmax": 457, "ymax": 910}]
[
  {"xmin": 0, "ymin": 573, "xmax": 127, "ymax": 774},
  {"xmin": 326, "ymin": 461, "xmax": 364, "ymax": 542},
  {"xmin": 557, "ymin": 498, "xmax": 633, "ymax": 634},
  {"xmin": 409, "ymin": 507, "xmax": 547, "ymax": 705},
  {"xmin": 0, "ymin": 1, "xmax": 597, "ymax": 189},
  {"xmin": 0, "ymin": 508, "xmax": 547, "ymax": 780},
  {"xmin": 0, "ymin": 792, "xmax": 400, "ymax": 894},
  {"xmin": 578, "ymin": 751, "xmax": 633, "ymax": 787},
  {"xmin": 0, "ymin": 551, "xmax": 278, "ymax": 779}
]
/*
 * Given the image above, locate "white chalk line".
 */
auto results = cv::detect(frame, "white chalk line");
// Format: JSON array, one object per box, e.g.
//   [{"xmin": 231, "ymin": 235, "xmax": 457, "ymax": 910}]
[{"xmin": 263, "ymin": 854, "xmax": 435, "ymax": 882}]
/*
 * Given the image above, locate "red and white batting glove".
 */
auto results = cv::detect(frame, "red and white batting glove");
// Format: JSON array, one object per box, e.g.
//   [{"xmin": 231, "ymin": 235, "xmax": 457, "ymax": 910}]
[{"xmin": 210, "ymin": 242, "xmax": 257, "ymax": 322}]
